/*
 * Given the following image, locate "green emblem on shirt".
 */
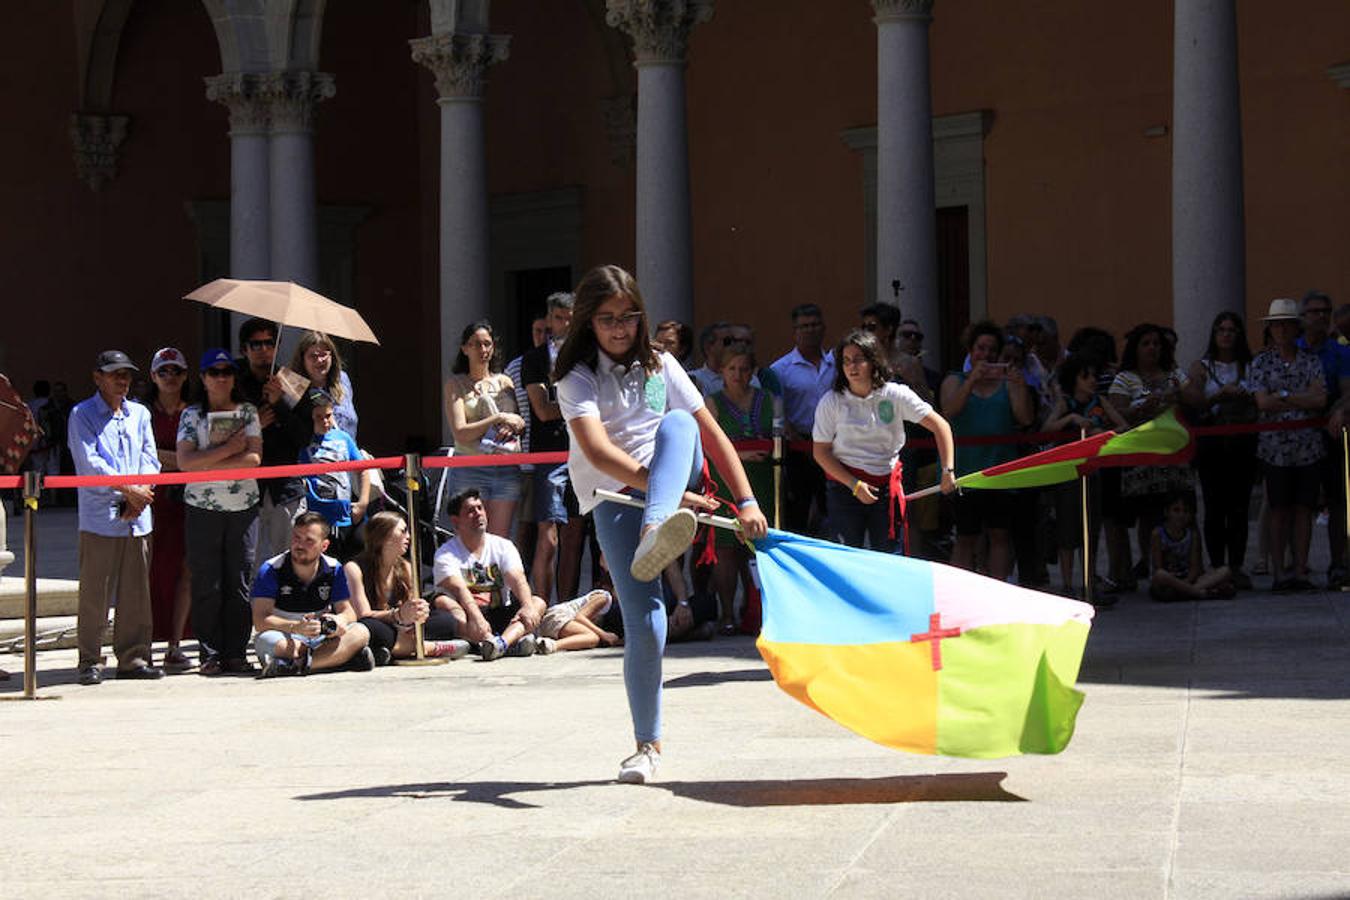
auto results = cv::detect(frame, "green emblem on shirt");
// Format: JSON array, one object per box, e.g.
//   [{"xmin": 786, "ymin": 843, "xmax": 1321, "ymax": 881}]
[
  {"xmin": 644, "ymin": 374, "xmax": 666, "ymax": 413},
  {"xmin": 877, "ymin": 399, "xmax": 895, "ymax": 424}
]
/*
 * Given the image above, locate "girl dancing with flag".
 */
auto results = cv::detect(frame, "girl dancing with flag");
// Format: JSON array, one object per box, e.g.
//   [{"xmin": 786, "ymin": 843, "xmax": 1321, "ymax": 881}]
[{"xmin": 554, "ymin": 265, "xmax": 769, "ymax": 784}]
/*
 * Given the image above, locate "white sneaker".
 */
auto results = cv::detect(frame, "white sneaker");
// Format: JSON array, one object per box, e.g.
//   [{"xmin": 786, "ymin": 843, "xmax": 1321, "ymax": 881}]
[
  {"xmin": 617, "ymin": 742, "xmax": 661, "ymax": 784},
  {"xmin": 630, "ymin": 509, "xmax": 698, "ymax": 583},
  {"xmin": 534, "ymin": 636, "xmax": 557, "ymax": 655}
]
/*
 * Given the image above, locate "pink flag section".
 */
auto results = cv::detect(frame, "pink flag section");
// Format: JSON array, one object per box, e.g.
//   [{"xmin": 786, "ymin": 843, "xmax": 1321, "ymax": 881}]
[{"xmin": 931, "ymin": 564, "xmax": 1095, "ymax": 632}]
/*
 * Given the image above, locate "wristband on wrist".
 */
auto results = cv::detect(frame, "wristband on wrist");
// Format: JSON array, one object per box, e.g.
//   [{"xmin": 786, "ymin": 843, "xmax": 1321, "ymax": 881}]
[
  {"xmin": 737, "ymin": 497, "xmax": 759, "ymax": 508},
  {"xmin": 851, "ymin": 479, "xmax": 865, "ymax": 497},
  {"xmin": 677, "ymin": 599, "xmax": 690, "ymax": 608}
]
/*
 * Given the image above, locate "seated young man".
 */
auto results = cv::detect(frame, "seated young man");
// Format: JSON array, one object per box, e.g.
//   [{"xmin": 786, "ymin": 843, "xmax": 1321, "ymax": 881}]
[
  {"xmin": 298, "ymin": 388, "xmax": 369, "ymax": 559},
  {"xmin": 536, "ymin": 588, "xmax": 622, "ymax": 652},
  {"xmin": 251, "ymin": 511, "xmax": 375, "ymax": 676},
  {"xmin": 433, "ymin": 488, "xmax": 546, "ymax": 660}
]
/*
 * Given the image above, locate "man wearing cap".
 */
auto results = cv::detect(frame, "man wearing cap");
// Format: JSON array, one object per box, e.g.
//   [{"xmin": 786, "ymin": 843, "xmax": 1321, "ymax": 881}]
[{"xmin": 68, "ymin": 350, "xmax": 164, "ymax": 684}]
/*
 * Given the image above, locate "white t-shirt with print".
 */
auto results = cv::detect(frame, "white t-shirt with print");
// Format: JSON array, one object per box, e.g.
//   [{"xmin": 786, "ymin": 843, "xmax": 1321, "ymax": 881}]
[
  {"xmin": 432, "ymin": 533, "xmax": 525, "ymax": 609},
  {"xmin": 177, "ymin": 402, "xmax": 263, "ymax": 511},
  {"xmin": 557, "ymin": 350, "xmax": 705, "ymax": 514},
  {"xmin": 812, "ymin": 382, "xmax": 933, "ymax": 476}
]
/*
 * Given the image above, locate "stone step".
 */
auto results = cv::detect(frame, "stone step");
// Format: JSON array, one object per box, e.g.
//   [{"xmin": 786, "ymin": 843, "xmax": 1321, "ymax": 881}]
[
  {"xmin": 0, "ymin": 576, "xmax": 80, "ymax": 619},
  {"xmin": 0, "ymin": 614, "xmax": 85, "ymax": 652}
]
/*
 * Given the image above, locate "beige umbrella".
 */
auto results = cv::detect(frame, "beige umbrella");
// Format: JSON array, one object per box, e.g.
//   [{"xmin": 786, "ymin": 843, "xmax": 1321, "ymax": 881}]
[{"xmin": 184, "ymin": 279, "xmax": 380, "ymax": 345}]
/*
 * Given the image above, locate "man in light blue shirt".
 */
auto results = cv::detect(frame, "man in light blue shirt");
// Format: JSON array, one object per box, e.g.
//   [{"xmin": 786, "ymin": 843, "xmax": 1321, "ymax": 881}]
[
  {"xmin": 770, "ymin": 303, "xmax": 836, "ymax": 534},
  {"xmin": 68, "ymin": 350, "xmax": 163, "ymax": 684}
]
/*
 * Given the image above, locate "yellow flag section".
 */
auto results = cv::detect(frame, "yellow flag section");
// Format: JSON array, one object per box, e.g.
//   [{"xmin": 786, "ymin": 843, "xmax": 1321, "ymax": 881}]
[{"xmin": 753, "ymin": 530, "xmax": 1094, "ymax": 759}]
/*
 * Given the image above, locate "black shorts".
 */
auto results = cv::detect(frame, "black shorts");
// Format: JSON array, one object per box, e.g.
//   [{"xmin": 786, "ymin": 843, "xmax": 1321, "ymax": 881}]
[
  {"xmin": 1265, "ymin": 462, "xmax": 1320, "ymax": 509},
  {"xmin": 954, "ymin": 488, "xmax": 1015, "ymax": 536},
  {"xmin": 483, "ymin": 604, "xmax": 519, "ymax": 633}
]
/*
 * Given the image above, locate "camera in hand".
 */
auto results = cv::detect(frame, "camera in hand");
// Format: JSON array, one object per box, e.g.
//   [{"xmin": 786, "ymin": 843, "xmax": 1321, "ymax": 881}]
[{"xmin": 319, "ymin": 615, "xmax": 338, "ymax": 636}]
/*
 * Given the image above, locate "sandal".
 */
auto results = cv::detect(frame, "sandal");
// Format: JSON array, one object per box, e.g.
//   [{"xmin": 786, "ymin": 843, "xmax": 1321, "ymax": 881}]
[
  {"xmin": 198, "ymin": 656, "xmax": 224, "ymax": 676},
  {"xmin": 719, "ymin": 621, "xmax": 738, "ymax": 637}
]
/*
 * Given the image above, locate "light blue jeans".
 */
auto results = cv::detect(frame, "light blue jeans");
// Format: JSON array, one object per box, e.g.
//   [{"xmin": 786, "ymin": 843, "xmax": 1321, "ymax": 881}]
[{"xmin": 592, "ymin": 409, "xmax": 704, "ymax": 743}]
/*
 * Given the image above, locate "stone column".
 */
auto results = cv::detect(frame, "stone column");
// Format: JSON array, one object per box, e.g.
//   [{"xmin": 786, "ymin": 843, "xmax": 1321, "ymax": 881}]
[
  {"xmin": 606, "ymin": 0, "xmax": 712, "ymax": 327},
  {"xmin": 1172, "ymin": 0, "xmax": 1245, "ymax": 363},
  {"xmin": 873, "ymin": 0, "xmax": 939, "ymax": 350},
  {"xmin": 411, "ymin": 31, "xmax": 510, "ymax": 439},
  {"xmin": 264, "ymin": 70, "xmax": 335, "ymax": 290},
  {"xmin": 205, "ymin": 73, "xmax": 272, "ymax": 282}
]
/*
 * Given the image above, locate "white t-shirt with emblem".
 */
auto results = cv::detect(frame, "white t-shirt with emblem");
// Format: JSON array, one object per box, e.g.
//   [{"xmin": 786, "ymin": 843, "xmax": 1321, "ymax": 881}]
[
  {"xmin": 812, "ymin": 382, "xmax": 933, "ymax": 476},
  {"xmin": 557, "ymin": 350, "xmax": 705, "ymax": 514},
  {"xmin": 432, "ymin": 533, "xmax": 525, "ymax": 609}
]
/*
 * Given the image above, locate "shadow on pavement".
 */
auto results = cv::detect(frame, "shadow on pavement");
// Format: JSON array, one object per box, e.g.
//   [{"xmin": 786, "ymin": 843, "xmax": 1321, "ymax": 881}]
[
  {"xmin": 293, "ymin": 772, "xmax": 1023, "ymax": 809},
  {"xmin": 664, "ymin": 668, "xmax": 771, "ymax": 688}
]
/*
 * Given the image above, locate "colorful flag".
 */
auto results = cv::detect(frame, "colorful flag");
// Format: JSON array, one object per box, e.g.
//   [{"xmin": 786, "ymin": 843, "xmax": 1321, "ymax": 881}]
[
  {"xmin": 753, "ymin": 530, "xmax": 1094, "ymax": 758},
  {"xmin": 955, "ymin": 407, "xmax": 1193, "ymax": 491}
]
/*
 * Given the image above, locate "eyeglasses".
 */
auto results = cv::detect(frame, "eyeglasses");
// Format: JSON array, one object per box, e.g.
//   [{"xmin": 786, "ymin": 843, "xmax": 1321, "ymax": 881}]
[
  {"xmin": 593, "ymin": 312, "xmax": 642, "ymax": 330},
  {"xmin": 720, "ymin": 335, "xmax": 750, "ymax": 346},
  {"xmin": 154, "ymin": 367, "xmax": 186, "ymax": 377},
  {"xmin": 900, "ymin": 330, "xmax": 923, "ymax": 341},
  {"xmin": 246, "ymin": 339, "xmax": 276, "ymax": 350},
  {"xmin": 860, "ymin": 322, "xmax": 880, "ymax": 332},
  {"xmin": 204, "ymin": 367, "xmax": 235, "ymax": 378},
  {"xmin": 305, "ymin": 349, "xmax": 332, "ymax": 360}
]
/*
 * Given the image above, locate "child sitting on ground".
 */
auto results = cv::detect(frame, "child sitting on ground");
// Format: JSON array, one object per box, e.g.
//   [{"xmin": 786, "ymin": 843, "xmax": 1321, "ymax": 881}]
[
  {"xmin": 536, "ymin": 589, "xmax": 623, "ymax": 652},
  {"xmin": 1149, "ymin": 492, "xmax": 1234, "ymax": 601}
]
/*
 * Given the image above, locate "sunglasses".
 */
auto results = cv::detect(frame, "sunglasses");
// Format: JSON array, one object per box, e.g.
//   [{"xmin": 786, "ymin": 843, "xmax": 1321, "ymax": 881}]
[
  {"xmin": 593, "ymin": 312, "xmax": 642, "ymax": 330},
  {"xmin": 204, "ymin": 367, "xmax": 235, "ymax": 378},
  {"xmin": 247, "ymin": 339, "xmax": 277, "ymax": 350},
  {"xmin": 720, "ymin": 335, "xmax": 750, "ymax": 346},
  {"xmin": 900, "ymin": 330, "xmax": 923, "ymax": 340},
  {"xmin": 154, "ymin": 366, "xmax": 186, "ymax": 376}
]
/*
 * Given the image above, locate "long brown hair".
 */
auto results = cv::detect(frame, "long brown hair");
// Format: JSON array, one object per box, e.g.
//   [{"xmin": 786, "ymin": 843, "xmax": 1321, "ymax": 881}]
[
  {"xmin": 832, "ymin": 329, "xmax": 891, "ymax": 393},
  {"xmin": 353, "ymin": 511, "xmax": 414, "ymax": 610},
  {"xmin": 553, "ymin": 265, "xmax": 660, "ymax": 382},
  {"xmin": 289, "ymin": 331, "xmax": 346, "ymax": 402}
]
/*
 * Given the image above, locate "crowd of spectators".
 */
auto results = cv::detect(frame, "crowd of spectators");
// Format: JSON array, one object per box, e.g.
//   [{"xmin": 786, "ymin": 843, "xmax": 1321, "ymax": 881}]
[{"xmin": 15, "ymin": 286, "xmax": 1350, "ymax": 685}]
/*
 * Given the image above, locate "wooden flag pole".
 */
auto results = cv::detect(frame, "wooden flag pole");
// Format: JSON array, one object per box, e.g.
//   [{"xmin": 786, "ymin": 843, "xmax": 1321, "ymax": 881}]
[
  {"xmin": 394, "ymin": 453, "xmax": 446, "ymax": 666},
  {"xmin": 1080, "ymin": 428, "xmax": 1093, "ymax": 605}
]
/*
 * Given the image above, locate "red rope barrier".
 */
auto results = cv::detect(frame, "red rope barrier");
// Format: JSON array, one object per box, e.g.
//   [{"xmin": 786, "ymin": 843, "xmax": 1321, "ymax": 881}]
[{"xmin": 0, "ymin": 416, "xmax": 1334, "ymax": 493}]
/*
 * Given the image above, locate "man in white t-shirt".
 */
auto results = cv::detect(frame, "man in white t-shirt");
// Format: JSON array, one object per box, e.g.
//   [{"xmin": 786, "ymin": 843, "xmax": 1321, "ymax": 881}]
[{"xmin": 433, "ymin": 488, "xmax": 547, "ymax": 660}]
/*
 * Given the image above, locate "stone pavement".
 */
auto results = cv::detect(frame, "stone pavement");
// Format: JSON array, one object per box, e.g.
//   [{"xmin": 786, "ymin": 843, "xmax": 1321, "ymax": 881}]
[{"xmin": 2, "ymin": 582, "xmax": 1349, "ymax": 899}]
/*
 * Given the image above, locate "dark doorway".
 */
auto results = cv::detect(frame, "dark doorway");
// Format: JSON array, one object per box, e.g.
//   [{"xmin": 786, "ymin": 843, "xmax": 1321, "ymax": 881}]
[
  {"xmin": 503, "ymin": 266, "xmax": 572, "ymax": 360},
  {"xmin": 936, "ymin": 206, "xmax": 970, "ymax": 373}
]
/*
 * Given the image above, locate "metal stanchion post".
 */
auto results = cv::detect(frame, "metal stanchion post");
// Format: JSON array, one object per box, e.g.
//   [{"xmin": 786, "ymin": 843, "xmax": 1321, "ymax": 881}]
[
  {"xmin": 1079, "ymin": 428, "xmax": 1093, "ymax": 606},
  {"xmin": 394, "ymin": 453, "xmax": 446, "ymax": 666},
  {"xmin": 3, "ymin": 471, "xmax": 57, "ymax": 701},
  {"xmin": 1342, "ymin": 428, "xmax": 1349, "ymax": 592},
  {"xmin": 772, "ymin": 397, "xmax": 784, "ymax": 530}
]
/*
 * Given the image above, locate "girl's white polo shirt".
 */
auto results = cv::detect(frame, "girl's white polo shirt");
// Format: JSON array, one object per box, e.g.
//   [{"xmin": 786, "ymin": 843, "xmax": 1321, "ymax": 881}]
[{"xmin": 812, "ymin": 382, "xmax": 933, "ymax": 476}]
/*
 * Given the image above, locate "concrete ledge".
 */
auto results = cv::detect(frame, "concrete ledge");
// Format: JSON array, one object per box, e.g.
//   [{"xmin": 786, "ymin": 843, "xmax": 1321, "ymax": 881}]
[
  {"xmin": 0, "ymin": 576, "xmax": 81, "ymax": 618},
  {"xmin": 0, "ymin": 614, "xmax": 89, "ymax": 651}
]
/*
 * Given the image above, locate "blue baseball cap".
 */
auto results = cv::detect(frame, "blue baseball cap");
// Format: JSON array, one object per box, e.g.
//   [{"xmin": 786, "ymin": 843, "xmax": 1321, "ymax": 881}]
[{"xmin": 199, "ymin": 348, "xmax": 234, "ymax": 371}]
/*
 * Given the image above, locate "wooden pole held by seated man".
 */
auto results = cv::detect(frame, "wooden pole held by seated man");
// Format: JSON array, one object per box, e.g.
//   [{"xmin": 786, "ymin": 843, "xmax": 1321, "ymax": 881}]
[{"xmin": 395, "ymin": 453, "xmax": 446, "ymax": 666}]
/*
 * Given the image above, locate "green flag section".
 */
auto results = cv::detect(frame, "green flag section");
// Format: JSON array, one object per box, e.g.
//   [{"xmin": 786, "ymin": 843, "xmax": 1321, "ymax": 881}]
[{"xmin": 955, "ymin": 407, "xmax": 1193, "ymax": 491}]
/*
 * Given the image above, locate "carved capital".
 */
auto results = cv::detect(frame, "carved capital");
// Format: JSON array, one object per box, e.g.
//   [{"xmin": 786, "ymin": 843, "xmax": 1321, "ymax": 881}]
[
  {"xmin": 601, "ymin": 93, "xmax": 636, "ymax": 168},
  {"xmin": 605, "ymin": 0, "xmax": 714, "ymax": 65},
  {"xmin": 70, "ymin": 113, "xmax": 130, "ymax": 191},
  {"xmin": 872, "ymin": 0, "xmax": 935, "ymax": 24},
  {"xmin": 410, "ymin": 32, "xmax": 511, "ymax": 100},
  {"xmin": 261, "ymin": 71, "xmax": 336, "ymax": 132},
  {"xmin": 204, "ymin": 72, "xmax": 272, "ymax": 134}
]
